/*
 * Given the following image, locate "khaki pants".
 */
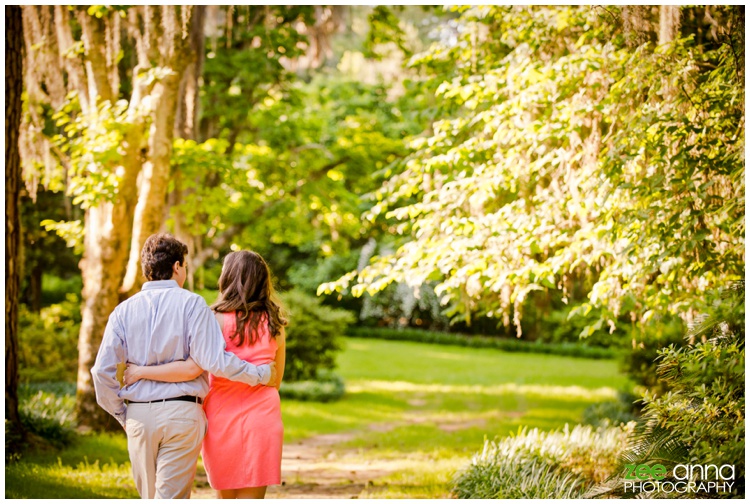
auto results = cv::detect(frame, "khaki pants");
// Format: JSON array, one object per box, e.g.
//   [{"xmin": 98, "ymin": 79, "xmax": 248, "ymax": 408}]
[{"xmin": 125, "ymin": 400, "xmax": 207, "ymax": 499}]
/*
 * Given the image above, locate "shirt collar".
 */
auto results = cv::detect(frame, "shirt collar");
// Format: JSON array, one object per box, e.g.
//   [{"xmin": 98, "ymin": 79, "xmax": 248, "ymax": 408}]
[{"xmin": 141, "ymin": 279, "xmax": 180, "ymax": 291}]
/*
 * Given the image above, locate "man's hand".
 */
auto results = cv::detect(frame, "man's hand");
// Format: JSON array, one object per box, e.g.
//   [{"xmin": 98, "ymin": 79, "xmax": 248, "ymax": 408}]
[{"xmin": 266, "ymin": 361, "xmax": 277, "ymax": 387}]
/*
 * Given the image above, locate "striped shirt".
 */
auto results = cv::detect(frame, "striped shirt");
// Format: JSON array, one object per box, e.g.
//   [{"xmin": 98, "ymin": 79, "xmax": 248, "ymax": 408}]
[{"xmin": 91, "ymin": 280, "xmax": 271, "ymax": 427}]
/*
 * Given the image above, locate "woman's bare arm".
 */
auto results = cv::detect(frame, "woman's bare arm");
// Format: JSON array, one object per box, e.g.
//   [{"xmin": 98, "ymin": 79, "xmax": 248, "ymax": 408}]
[
  {"xmin": 123, "ymin": 357, "xmax": 204, "ymax": 385},
  {"xmin": 274, "ymin": 328, "xmax": 286, "ymax": 390}
]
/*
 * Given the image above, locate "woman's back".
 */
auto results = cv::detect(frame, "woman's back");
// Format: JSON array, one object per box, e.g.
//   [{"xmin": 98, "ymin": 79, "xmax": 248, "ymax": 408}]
[
  {"xmin": 209, "ymin": 312, "xmax": 277, "ymax": 387},
  {"xmin": 202, "ymin": 311, "xmax": 283, "ymax": 490}
]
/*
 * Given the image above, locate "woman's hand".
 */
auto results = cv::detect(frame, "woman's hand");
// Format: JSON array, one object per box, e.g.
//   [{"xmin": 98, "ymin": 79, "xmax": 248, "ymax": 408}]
[{"xmin": 123, "ymin": 364, "xmax": 145, "ymax": 386}]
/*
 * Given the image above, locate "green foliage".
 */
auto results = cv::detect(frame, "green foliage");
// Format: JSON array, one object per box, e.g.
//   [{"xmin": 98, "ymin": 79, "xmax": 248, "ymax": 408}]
[
  {"xmin": 356, "ymin": 278, "xmax": 450, "ymax": 331},
  {"xmin": 19, "ymin": 383, "xmax": 77, "ymax": 449},
  {"xmin": 452, "ymin": 423, "xmax": 634, "ymax": 498},
  {"xmin": 322, "ymin": 5, "xmax": 744, "ymax": 338},
  {"xmin": 19, "ymin": 189, "xmax": 83, "ymax": 310},
  {"xmin": 582, "ymin": 390, "xmax": 639, "ymax": 428},
  {"xmin": 280, "ymin": 289, "xmax": 354, "ymax": 381},
  {"xmin": 618, "ymin": 315, "xmax": 685, "ymax": 392},
  {"xmin": 538, "ymin": 300, "xmax": 628, "ymax": 348},
  {"xmin": 18, "ymin": 294, "xmax": 81, "ymax": 383},
  {"xmin": 200, "ymin": 6, "xmax": 313, "ymax": 143},
  {"xmin": 590, "ymin": 281, "xmax": 745, "ymax": 498},
  {"xmin": 172, "ymin": 73, "xmax": 422, "ymax": 285},
  {"xmin": 346, "ymin": 326, "xmax": 616, "ymax": 360},
  {"xmin": 50, "ymin": 95, "xmax": 143, "ymax": 209},
  {"xmin": 278, "ymin": 370, "xmax": 345, "ymax": 402},
  {"xmin": 5, "ymin": 430, "xmax": 137, "ymax": 499},
  {"xmin": 6, "ymin": 383, "xmax": 78, "ymax": 461},
  {"xmin": 40, "ymin": 274, "xmax": 83, "ymax": 306},
  {"xmin": 364, "ymin": 6, "xmax": 411, "ymax": 60}
]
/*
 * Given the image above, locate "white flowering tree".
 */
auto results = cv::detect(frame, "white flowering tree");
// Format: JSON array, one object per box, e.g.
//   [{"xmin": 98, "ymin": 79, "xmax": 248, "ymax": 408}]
[{"xmin": 320, "ymin": 6, "xmax": 744, "ymax": 338}]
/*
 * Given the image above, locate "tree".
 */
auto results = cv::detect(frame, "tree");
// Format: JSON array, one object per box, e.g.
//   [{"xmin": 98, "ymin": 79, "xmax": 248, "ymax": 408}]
[
  {"xmin": 167, "ymin": 7, "xmax": 425, "ymax": 287},
  {"xmin": 6, "ymin": 4, "xmax": 24, "ymax": 439},
  {"xmin": 21, "ymin": 6, "xmax": 203, "ymax": 429},
  {"xmin": 320, "ymin": 6, "xmax": 744, "ymax": 337}
]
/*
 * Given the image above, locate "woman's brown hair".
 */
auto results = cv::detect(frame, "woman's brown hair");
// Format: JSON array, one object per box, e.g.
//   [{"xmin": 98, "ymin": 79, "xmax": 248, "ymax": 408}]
[{"xmin": 211, "ymin": 250, "xmax": 287, "ymax": 345}]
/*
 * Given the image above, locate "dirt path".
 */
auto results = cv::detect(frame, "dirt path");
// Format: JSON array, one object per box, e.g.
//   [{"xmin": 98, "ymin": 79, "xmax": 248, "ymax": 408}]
[
  {"xmin": 191, "ymin": 430, "xmax": 398, "ymax": 499},
  {"xmin": 190, "ymin": 412, "xmax": 489, "ymax": 498}
]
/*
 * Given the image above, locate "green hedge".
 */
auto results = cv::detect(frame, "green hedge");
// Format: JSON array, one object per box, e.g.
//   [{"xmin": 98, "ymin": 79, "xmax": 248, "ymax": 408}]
[
  {"xmin": 346, "ymin": 327, "xmax": 616, "ymax": 360},
  {"xmin": 278, "ymin": 370, "xmax": 345, "ymax": 402},
  {"xmin": 280, "ymin": 289, "xmax": 354, "ymax": 382}
]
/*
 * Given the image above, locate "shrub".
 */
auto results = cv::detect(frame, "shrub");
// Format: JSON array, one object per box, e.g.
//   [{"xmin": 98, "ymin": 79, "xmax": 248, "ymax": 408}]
[
  {"xmin": 19, "ymin": 294, "xmax": 81, "ymax": 383},
  {"xmin": 582, "ymin": 390, "xmax": 639, "ymax": 427},
  {"xmin": 280, "ymin": 289, "xmax": 355, "ymax": 381},
  {"xmin": 618, "ymin": 315, "xmax": 685, "ymax": 393},
  {"xmin": 278, "ymin": 370, "xmax": 345, "ymax": 402},
  {"xmin": 590, "ymin": 281, "xmax": 745, "ymax": 499},
  {"xmin": 40, "ymin": 274, "xmax": 83, "ymax": 306},
  {"xmin": 347, "ymin": 326, "xmax": 616, "ymax": 359},
  {"xmin": 537, "ymin": 301, "xmax": 630, "ymax": 349},
  {"xmin": 452, "ymin": 423, "xmax": 634, "ymax": 498},
  {"xmin": 7, "ymin": 383, "xmax": 77, "ymax": 461}
]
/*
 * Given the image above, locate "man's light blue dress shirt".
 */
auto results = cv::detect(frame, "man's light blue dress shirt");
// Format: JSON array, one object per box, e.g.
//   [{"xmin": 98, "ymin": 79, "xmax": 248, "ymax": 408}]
[{"xmin": 91, "ymin": 280, "xmax": 271, "ymax": 427}]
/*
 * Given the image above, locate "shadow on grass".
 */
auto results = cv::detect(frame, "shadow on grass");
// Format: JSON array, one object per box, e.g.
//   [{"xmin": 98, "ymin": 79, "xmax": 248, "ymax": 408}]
[
  {"xmin": 5, "ymin": 431, "xmax": 137, "ymax": 499},
  {"xmin": 5, "ymin": 461, "xmax": 138, "ymax": 499}
]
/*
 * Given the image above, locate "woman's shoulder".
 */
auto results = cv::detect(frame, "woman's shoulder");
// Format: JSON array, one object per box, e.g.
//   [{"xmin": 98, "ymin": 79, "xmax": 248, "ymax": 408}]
[{"xmin": 213, "ymin": 310, "xmax": 233, "ymax": 332}]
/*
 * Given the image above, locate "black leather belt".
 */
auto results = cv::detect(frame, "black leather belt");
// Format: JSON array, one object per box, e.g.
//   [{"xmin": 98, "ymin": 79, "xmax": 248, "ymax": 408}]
[{"xmin": 126, "ymin": 395, "xmax": 202, "ymax": 405}]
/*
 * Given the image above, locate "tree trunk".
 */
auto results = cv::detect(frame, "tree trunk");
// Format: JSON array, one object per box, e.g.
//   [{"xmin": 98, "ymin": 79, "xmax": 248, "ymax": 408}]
[
  {"xmin": 121, "ymin": 6, "xmax": 202, "ymax": 298},
  {"xmin": 76, "ymin": 123, "xmax": 143, "ymax": 430},
  {"xmin": 76, "ymin": 204, "xmax": 137, "ymax": 430},
  {"xmin": 121, "ymin": 72, "xmax": 185, "ymax": 298},
  {"xmin": 27, "ymin": 264, "xmax": 43, "ymax": 313},
  {"xmin": 5, "ymin": 4, "xmax": 24, "ymax": 439},
  {"xmin": 172, "ymin": 5, "xmax": 206, "ymax": 291},
  {"xmin": 61, "ymin": 7, "xmax": 143, "ymax": 431},
  {"xmin": 622, "ymin": 6, "xmax": 654, "ymax": 47},
  {"xmin": 659, "ymin": 6, "xmax": 681, "ymax": 45}
]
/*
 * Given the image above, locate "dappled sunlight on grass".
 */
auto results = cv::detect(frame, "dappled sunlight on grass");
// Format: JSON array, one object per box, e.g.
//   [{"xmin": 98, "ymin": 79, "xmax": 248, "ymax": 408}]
[
  {"xmin": 5, "ymin": 435, "xmax": 137, "ymax": 499},
  {"xmin": 346, "ymin": 379, "xmax": 619, "ymax": 401},
  {"xmin": 7, "ymin": 338, "xmax": 630, "ymax": 499},
  {"xmin": 282, "ymin": 391, "xmax": 408, "ymax": 442},
  {"xmin": 285, "ymin": 338, "xmax": 629, "ymax": 456},
  {"xmin": 359, "ymin": 456, "xmax": 464, "ymax": 498},
  {"xmin": 277, "ymin": 337, "xmax": 633, "ymax": 497},
  {"xmin": 420, "ymin": 349, "xmax": 475, "ymax": 361},
  {"xmin": 338, "ymin": 338, "xmax": 632, "ymax": 389},
  {"xmin": 24, "ymin": 431, "xmax": 131, "ymax": 467}
]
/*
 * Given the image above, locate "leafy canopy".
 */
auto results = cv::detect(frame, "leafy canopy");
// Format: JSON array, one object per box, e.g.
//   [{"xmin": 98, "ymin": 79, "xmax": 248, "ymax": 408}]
[{"xmin": 320, "ymin": 6, "xmax": 744, "ymax": 335}]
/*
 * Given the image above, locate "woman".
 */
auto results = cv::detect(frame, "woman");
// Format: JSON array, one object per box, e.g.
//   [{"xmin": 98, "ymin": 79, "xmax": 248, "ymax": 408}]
[{"xmin": 124, "ymin": 250, "xmax": 286, "ymax": 499}]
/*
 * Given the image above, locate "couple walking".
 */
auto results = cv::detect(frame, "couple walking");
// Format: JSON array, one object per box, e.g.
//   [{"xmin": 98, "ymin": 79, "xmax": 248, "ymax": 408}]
[{"xmin": 92, "ymin": 233, "xmax": 286, "ymax": 499}]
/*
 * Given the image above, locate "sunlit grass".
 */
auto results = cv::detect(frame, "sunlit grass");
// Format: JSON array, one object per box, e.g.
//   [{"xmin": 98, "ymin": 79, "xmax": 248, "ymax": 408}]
[
  {"xmin": 360, "ymin": 457, "xmax": 463, "ymax": 498},
  {"xmin": 338, "ymin": 338, "xmax": 628, "ymax": 388},
  {"xmin": 5, "ymin": 433, "xmax": 137, "ymax": 499},
  {"xmin": 282, "ymin": 337, "xmax": 629, "ymax": 449},
  {"xmin": 277, "ymin": 337, "xmax": 631, "ymax": 498},
  {"xmin": 7, "ymin": 337, "xmax": 630, "ymax": 499}
]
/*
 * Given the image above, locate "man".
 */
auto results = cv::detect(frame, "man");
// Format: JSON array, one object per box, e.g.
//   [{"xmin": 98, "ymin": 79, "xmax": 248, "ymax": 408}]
[{"xmin": 92, "ymin": 233, "xmax": 277, "ymax": 498}]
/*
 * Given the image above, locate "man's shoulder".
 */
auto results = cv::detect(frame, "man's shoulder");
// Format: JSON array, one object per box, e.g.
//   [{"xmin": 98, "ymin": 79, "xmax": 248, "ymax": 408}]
[{"xmin": 117, "ymin": 286, "xmax": 208, "ymax": 310}]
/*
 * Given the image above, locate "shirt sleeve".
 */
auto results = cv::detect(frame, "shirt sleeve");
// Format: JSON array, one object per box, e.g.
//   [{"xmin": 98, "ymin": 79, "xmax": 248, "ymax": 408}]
[
  {"xmin": 91, "ymin": 311, "xmax": 127, "ymax": 428},
  {"xmin": 187, "ymin": 299, "xmax": 271, "ymax": 386}
]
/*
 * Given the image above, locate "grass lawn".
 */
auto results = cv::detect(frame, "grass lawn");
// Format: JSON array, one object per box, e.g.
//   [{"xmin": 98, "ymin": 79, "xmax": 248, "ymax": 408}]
[
  {"xmin": 5, "ymin": 336, "xmax": 630, "ymax": 499},
  {"xmin": 282, "ymin": 337, "xmax": 631, "ymax": 497}
]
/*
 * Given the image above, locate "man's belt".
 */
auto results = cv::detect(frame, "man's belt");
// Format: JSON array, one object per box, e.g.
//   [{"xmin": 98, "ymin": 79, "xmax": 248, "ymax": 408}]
[{"xmin": 126, "ymin": 395, "xmax": 202, "ymax": 405}]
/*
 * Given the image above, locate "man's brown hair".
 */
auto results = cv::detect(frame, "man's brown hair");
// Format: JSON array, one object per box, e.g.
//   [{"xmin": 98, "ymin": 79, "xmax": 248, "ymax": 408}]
[{"xmin": 140, "ymin": 233, "xmax": 188, "ymax": 281}]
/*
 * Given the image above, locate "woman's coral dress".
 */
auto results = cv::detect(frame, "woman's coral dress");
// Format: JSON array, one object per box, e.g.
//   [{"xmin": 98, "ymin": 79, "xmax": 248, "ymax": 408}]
[{"xmin": 201, "ymin": 312, "xmax": 283, "ymax": 489}]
